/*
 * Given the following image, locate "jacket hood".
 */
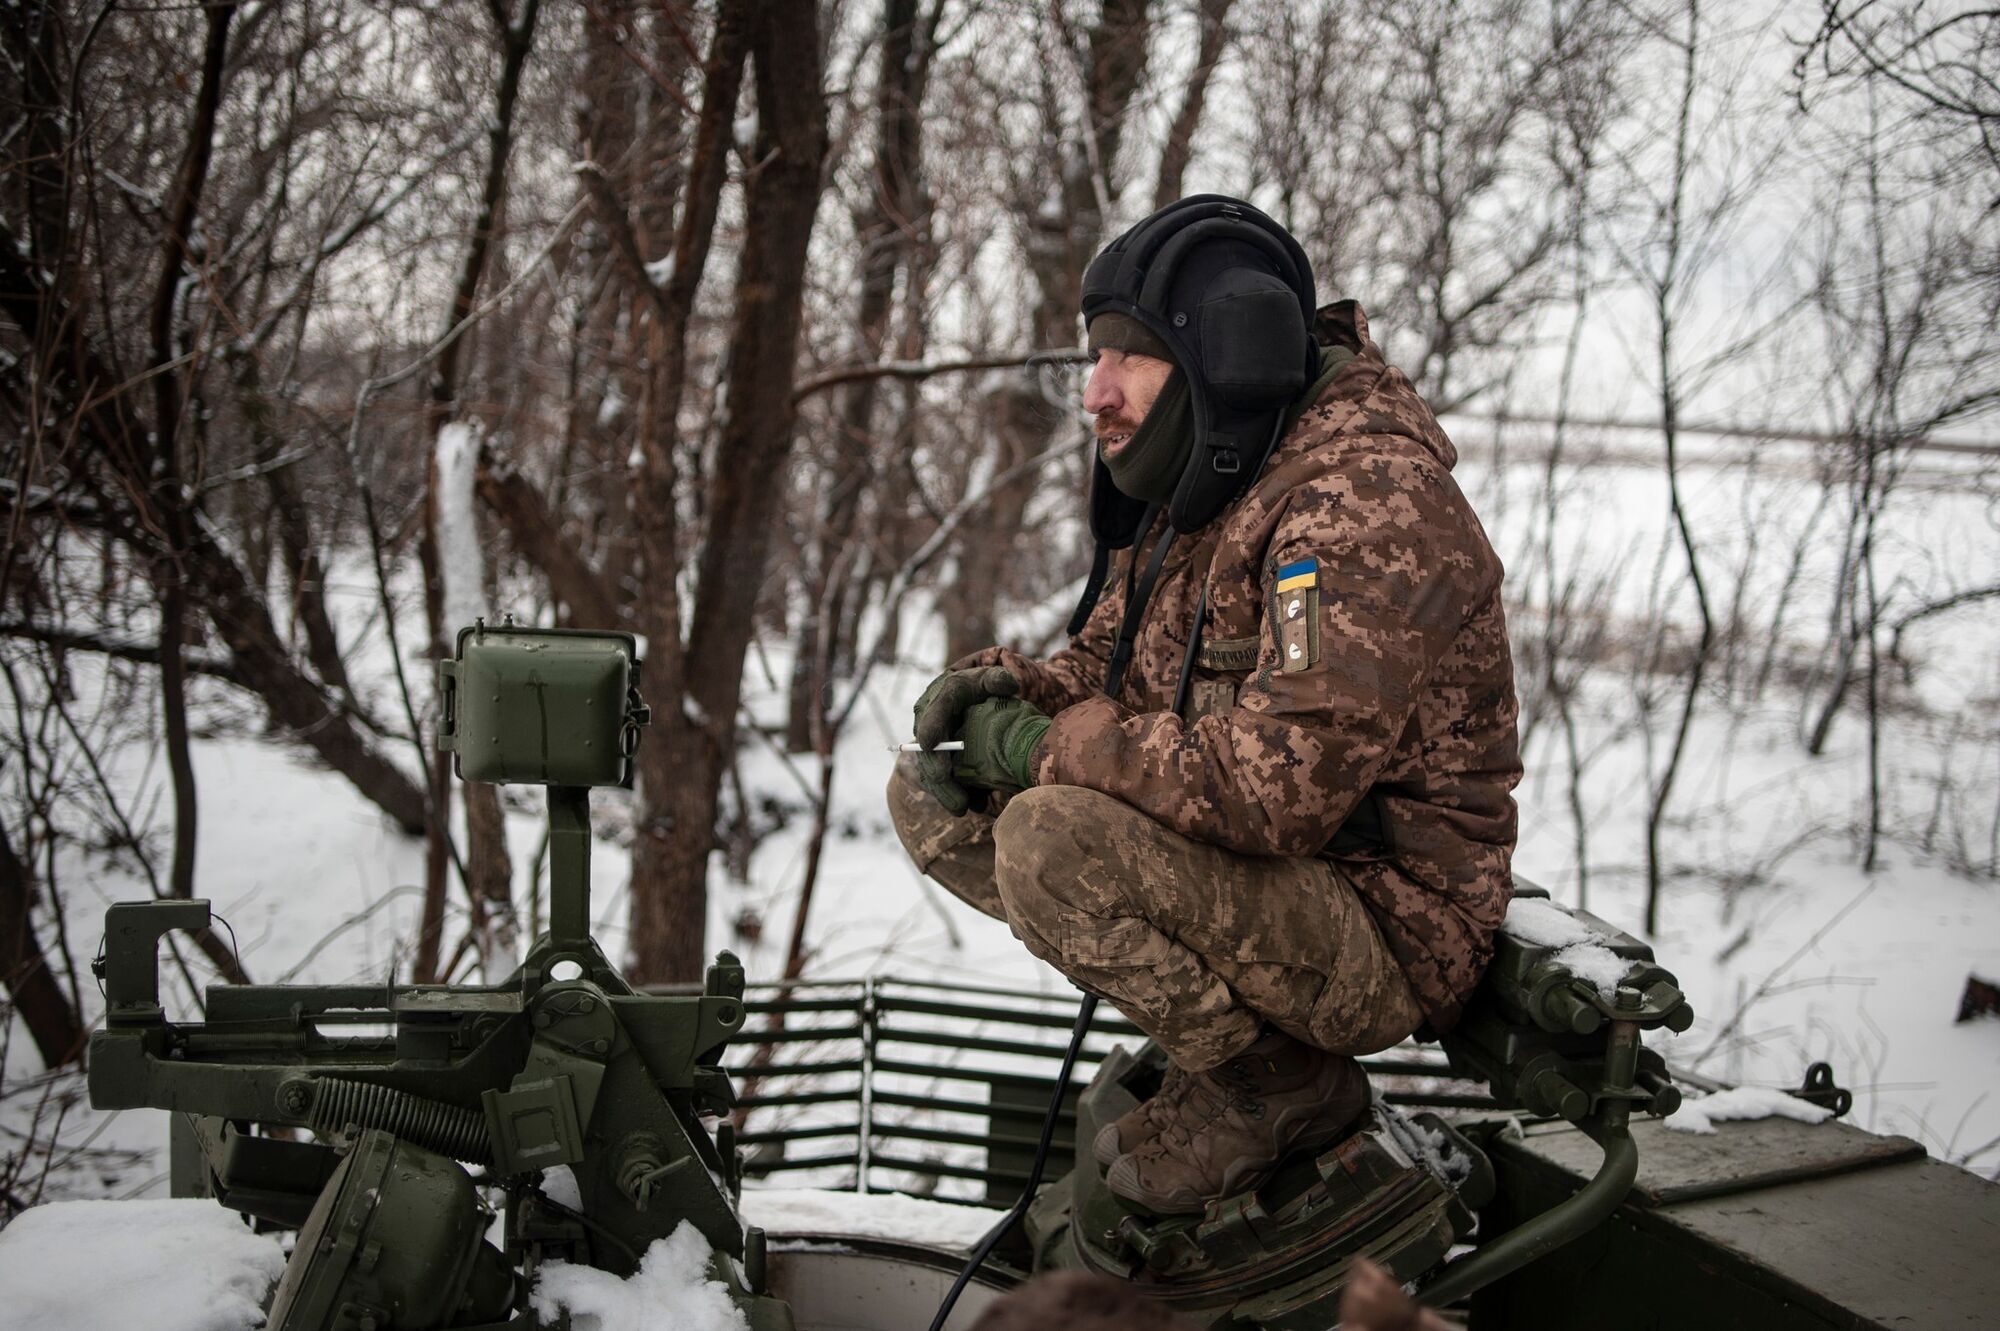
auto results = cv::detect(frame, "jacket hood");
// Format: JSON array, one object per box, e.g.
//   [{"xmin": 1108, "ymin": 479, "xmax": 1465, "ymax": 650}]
[{"xmin": 1285, "ymin": 300, "xmax": 1459, "ymax": 474}]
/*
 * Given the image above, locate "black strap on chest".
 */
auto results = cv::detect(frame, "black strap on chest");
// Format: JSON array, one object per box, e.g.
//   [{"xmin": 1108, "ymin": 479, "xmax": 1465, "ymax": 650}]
[
  {"xmin": 1102, "ymin": 522, "xmax": 1178, "ymax": 700},
  {"xmin": 1170, "ymin": 588, "xmax": 1208, "ymax": 719},
  {"xmin": 1064, "ymin": 543, "xmax": 1113, "ymax": 637}
]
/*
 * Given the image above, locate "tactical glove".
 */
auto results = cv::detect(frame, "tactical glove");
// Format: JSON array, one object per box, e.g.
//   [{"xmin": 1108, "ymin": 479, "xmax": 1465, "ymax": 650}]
[
  {"xmin": 951, "ymin": 697, "xmax": 1051, "ymax": 795},
  {"xmin": 911, "ymin": 665, "xmax": 1022, "ymax": 814}
]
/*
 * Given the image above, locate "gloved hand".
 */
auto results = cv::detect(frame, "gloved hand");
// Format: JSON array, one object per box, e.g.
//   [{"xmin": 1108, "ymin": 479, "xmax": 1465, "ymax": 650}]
[
  {"xmin": 911, "ymin": 665, "xmax": 1022, "ymax": 814},
  {"xmin": 951, "ymin": 696, "xmax": 1051, "ymax": 795}
]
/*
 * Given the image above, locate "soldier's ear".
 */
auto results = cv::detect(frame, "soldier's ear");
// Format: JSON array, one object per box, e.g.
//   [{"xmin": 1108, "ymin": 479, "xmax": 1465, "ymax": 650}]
[{"xmin": 1198, "ymin": 267, "xmax": 1310, "ymax": 410}]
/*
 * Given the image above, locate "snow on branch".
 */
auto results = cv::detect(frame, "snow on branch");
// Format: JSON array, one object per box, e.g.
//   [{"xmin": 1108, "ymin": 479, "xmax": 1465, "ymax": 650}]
[{"xmin": 435, "ymin": 422, "xmax": 487, "ymax": 633}]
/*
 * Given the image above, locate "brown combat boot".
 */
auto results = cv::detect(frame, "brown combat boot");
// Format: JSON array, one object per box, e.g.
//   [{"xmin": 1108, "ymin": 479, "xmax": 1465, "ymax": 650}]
[
  {"xmin": 1103, "ymin": 1029, "xmax": 1369, "ymax": 1214},
  {"xmin": 1092, "ymin": 1062, "xmax": 1187, "ymax": 1168}
]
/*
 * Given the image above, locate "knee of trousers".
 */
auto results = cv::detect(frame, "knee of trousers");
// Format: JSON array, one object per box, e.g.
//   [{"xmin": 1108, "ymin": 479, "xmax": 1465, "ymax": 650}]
[
  {"xmin": 991, "ymin": 785, "xmax": 1137, "ymax": 938},
  {"xmin": 886, "ymin": 754, "xmax": 967, "ymax": 871}
]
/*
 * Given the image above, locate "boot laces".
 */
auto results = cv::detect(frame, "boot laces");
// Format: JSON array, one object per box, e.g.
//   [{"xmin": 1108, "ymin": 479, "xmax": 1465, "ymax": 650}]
[
  {"xmin": 1147, "ymin": 1059, "xmax": 1265, "ymax": 1158},
  {"xmin": 1213, "ymin": 1058, "xmax": 1266, "ymax": 1118},
  {"xmin": 1175, "ymin": 1058, "xmax": 1262, "ymax": 1125}
]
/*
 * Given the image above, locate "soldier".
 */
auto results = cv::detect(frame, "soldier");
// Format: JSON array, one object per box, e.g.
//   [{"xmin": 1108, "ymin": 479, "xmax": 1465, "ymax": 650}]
[{"xmin": 889, "ymin": 195, "xmax": 1520, "ymax": 1214}]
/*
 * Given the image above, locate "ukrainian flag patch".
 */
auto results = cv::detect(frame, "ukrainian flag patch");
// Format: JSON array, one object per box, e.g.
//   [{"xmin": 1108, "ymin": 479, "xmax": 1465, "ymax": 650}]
[
  {"xmin": 1275, "ymin": 558, "xmax": 1318, "ymax": 593},
  {"xmin": 1272, "ymin": 557, "xmax": 1321, "ymax": 672}
]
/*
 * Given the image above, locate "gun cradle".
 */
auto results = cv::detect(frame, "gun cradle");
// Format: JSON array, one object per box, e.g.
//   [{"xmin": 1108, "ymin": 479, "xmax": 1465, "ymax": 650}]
[
  {"xmin": 88, "ymin": 627, "xmax": 790, "ymax": 1331},
  {"xmin": 90, "ymin": 900, "xmax": 786, "ymax": 1329}
]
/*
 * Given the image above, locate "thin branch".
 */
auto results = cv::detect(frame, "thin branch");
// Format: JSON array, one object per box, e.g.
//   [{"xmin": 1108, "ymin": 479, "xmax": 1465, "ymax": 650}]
[
  {"xmin": 0, "ymin": 622, "xmax": 239, "ymax": 683},
  {"xmin": 828, "ymin": 430, "xmax": 1079, "ymax": 734},
  {"xmin": 790, "ymin": 348, "xmax": 1083, "ymax": 404}
]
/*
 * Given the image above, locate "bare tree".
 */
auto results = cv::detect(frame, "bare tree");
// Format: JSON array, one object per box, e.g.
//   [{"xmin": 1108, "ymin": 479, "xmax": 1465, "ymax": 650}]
[
  {"xmin": 1239, "ymin": 0, "xmax": 1621, "ymax": 412},
  {"xmin": 941, "ymin": 0, "xmax": 1155, "ymax": 664},
  {"xmin": 1797, "ymin": 2, "xmax": 2000, "ymax": 183},
  {"xmin": 1606, "ymin": 0, "xmax": 1781, "ymax": 933},
  {"xmin": 0, "ymin": 6, "xmax": 431, "ymax": 835},
  {"xmin": 410, "ymin": 0, "xmax": 542, "ymax": 983},
  {"xmin": 785, "ymin": 0, "xmax": 951, "ymax": 754},
  {"xmin": 621, "ymin": 0, "xmax": 832, "ymax": 982},
  {"xmin": 1792, "ymin": 36, "xmax": 2000, "ymax": 869},
  {"xmin": 0, "ymin": 817, "xmax": 83, "ymax": 1069}
]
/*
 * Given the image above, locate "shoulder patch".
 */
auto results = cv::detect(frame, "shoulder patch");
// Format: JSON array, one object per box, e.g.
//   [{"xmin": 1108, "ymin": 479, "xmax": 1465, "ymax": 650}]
[
  {"xmin": 1272, "ymin": 558, "xmax": 1321, "ymax": 672},
  {"xmin": 1275, "ymin": 558, "xmax": 1318, "ymax": 593}
]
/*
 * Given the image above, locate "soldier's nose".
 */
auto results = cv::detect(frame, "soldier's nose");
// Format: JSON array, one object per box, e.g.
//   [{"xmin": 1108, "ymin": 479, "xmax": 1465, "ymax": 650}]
[{"xmin": 1082, "ymin": 359, "xmax": 1121, "ymax": 415}]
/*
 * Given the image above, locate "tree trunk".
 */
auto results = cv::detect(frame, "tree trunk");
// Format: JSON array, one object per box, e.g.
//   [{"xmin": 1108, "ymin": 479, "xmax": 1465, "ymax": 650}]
[
  {"xmin": 187, "ymin": 527, "xmax": 430, "ymax": 832},
  {"xmin": 628, "ymin": 0, "xmax": 829, "ymax": 983},
  {"xmin": 0, "ymin": 821, "xmax": 85, "ymax": 1070},
  {"xmin": 618, "ymin": 2, "xmax": 751, "ymax": 981},
  {"xmin": 148, "ymin": 2, "xmax": 237, "ymax": 905},
  {"xmin": 476, "ymin": 447, "xmax": 622, "ymax": 627},
  {"xmin": 413, "ymin": 0, "xmax": 540, "ymax": 979},
  {"xmin": 1153, "ymin": 0, "xmax": 1235, "ymax": 209},
  {"xmin": 785, "ymin": 0, "xmax": 938, "ymax": 748},
  {"xmin": 941, "ymin": 0, "xmax": 1154, "ymax": 660}
]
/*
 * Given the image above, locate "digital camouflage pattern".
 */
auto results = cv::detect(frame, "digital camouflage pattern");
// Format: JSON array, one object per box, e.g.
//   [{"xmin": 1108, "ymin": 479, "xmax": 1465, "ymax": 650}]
[
  {"xmin": 888, "ymin": 759, "xmax": 1422, "ymax": 1069},
  {"xmin": 953, "ymin": 303, "xmax": 1521, "ymax": 1033}
]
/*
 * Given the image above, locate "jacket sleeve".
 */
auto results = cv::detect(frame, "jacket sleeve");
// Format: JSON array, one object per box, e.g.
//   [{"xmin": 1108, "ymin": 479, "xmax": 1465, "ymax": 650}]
[
  {"xmin": 950, "ymin": 552, "xmax": 1129, "ymax": 717},
  {"xmin": 1031, "ymin": 450, "xmax": 1490, "ymax": 858}
]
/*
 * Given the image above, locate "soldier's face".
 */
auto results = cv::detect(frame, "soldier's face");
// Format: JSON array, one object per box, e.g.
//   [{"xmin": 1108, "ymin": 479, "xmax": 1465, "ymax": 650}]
[{"xmin": 1084, "ymin": 350, "xmax": 1174, "ymax": 460}]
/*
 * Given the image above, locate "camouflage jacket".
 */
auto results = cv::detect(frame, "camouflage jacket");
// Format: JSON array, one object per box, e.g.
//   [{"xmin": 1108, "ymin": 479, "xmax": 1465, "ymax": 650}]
[{"xmin": 959, "ymin": 303, "xmax": 1521, "ymax": 1032}]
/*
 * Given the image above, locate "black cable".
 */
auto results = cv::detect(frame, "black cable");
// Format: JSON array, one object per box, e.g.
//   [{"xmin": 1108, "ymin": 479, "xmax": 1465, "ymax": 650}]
[{"xmin": 928, "ymin": 991, "xmax": 1100, "ymax": 1331}]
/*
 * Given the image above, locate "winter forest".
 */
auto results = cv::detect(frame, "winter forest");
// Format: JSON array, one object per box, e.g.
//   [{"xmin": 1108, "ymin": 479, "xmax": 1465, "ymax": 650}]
[{"xmin": 2, "ymin": 0, "xmax": 1998, "ymax": 1223}]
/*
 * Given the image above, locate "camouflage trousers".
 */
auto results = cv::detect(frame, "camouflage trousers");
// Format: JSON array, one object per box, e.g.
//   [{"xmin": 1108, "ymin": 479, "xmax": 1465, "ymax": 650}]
[{"xmin": 887, "ymin": 758, "xmax": 1422, "ymax": 1071}]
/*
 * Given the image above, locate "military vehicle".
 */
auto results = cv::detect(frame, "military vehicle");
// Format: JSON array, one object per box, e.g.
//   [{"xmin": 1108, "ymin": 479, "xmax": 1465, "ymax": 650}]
[{"xmin": 86, "ymin": 625, "xmax": 1998, "ymax": 1329}]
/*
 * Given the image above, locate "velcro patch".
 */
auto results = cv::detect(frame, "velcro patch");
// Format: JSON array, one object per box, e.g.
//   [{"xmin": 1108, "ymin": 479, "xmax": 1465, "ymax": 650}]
[
  {"xmin": 1196, "ymin": 635, "xmax": 1261, "ymax": 672},
  {"xmin": 1273, "ymin": 559, "xmax": 1320, "ymax": 673}
]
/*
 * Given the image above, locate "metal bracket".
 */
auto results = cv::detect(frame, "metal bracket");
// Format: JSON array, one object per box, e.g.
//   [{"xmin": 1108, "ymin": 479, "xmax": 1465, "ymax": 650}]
[
  {"xmin": 96, "ymin": 899, "xmax": 212, "ymax": 1023},
  {"xmin": 483, "ymin": 1074, "xmax": 586, "ymax": 1175},
  {"xmin": 1792, "ymin": 1061, "xmax": 1853, "ymax": 1119}
]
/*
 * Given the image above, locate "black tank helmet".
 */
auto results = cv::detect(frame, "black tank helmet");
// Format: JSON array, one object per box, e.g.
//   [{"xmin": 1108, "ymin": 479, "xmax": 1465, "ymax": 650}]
[
  {"xmin": 1067, "ymin": 195, "xmax": 1317, "ymax": 665},
  {"xmin": 1080, "ymin": 194, "xmax": 1316, "ymax": 545}
]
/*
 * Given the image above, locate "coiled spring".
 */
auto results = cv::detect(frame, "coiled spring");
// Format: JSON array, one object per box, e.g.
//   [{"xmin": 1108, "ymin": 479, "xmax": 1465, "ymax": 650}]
[{"xmin": 301, "ymin": 1076, "xmax": 492, "ymax": 1163}]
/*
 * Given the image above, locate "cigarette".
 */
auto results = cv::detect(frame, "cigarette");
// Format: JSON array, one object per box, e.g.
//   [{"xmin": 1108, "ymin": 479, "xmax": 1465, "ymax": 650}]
[{"xmin": 892, "ymin": 741, "xmax": 965, "ymax": 752}]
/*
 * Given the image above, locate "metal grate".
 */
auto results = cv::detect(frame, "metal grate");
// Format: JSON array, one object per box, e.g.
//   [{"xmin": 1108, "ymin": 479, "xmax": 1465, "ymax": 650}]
[{"xmin": 688, "ymin": 977, "xmax": 1496, "ymax": 1202}]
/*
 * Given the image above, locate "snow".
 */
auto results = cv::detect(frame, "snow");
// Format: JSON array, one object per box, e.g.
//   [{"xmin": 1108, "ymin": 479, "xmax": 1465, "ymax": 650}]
[
  {"xmin": 543, "ymin": 1163, "xmax": 585, "ymax": 1209},
  {"xmin": 435, "ymin": 421, "xmax": 486, "ymax": 632},
  {"xmin": 1375, "ymin": 1101, "xmax": 1474, "ymax": 1187},
  {"xmin": 0, "ymin": 1199, "xmax": 285, "ymax": 1331},
  {"xmin": 739, "ymin": 1187, "xmax": 1002, "ymax": 1250},
  {"xmin": 598, "ymin": 382, "xmax": 628, "ymax": 429},
  {"xmin": 1664, "ymin": 1085, "xmax": 1837, "ymax": 1135},
  {"xmin": 1502, "ymin": 898, "xmax": 1596, "ymax": 948},
  {"xmin": 532, "ymin": 1222, "xmax": 749, "ymax": 1331},
  {"xmin": 1502, "ymin": 898, "xmax": 1632, "ymax": 999}
]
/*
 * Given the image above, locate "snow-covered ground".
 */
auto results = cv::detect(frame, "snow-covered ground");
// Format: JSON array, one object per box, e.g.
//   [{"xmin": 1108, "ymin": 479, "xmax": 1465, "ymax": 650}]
[
  {"xmin": 0, "ymin": 1199, "xmax": 285, "ymax": 1331},
  {"xmin": 2, "ymin": 426, "xmax": 1996, "ymax": 1235}
]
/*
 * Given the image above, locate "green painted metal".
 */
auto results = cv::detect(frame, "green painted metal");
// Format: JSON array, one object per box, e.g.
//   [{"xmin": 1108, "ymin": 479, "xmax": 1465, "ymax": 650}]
[
  {"xmin": 1470, "ymin": 1115, "xmax": 2000, "ymax": 1330},
  {"xmin": 438, "ymin": 622, "xmax": 648, "ymax": 790},
  {"xmin": 86, "ymin": 627, "xmax": 788, "ymax": 1331}
]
